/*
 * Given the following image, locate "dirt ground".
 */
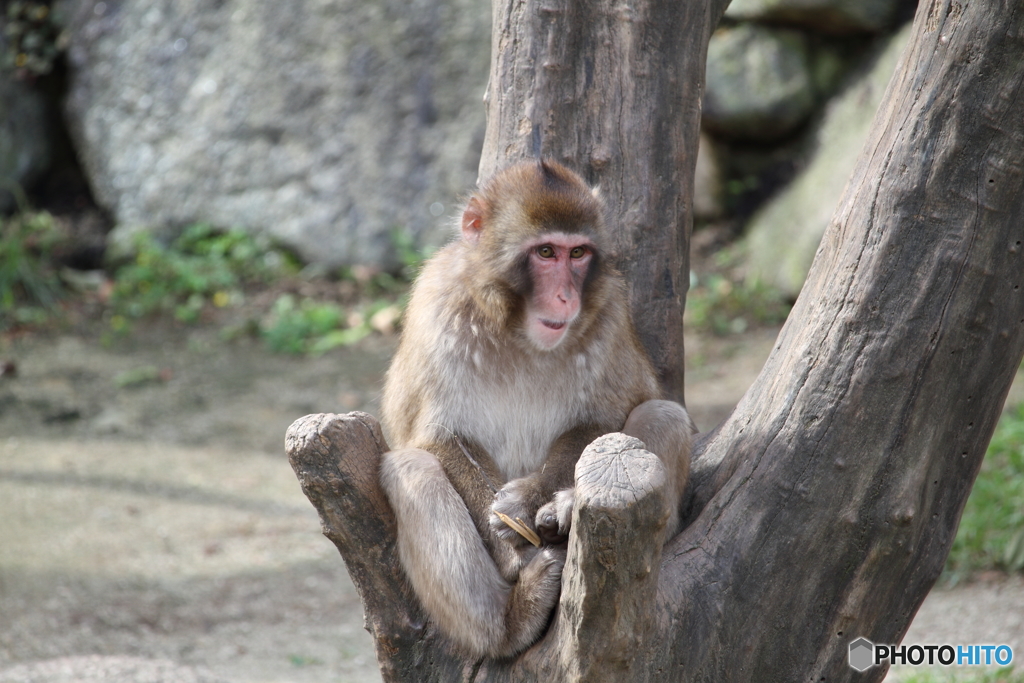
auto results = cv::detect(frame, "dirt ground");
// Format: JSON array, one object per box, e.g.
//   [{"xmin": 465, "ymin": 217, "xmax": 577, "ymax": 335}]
[{"xmin": 0, "ymin": 323, "xmax": 1021, "ymax": 682}]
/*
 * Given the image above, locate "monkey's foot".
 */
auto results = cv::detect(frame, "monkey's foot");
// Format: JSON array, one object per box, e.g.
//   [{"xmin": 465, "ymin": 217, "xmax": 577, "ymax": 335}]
[{"xmin": 535, "ymin": 488, "xmax": 574, "ymax": 544}]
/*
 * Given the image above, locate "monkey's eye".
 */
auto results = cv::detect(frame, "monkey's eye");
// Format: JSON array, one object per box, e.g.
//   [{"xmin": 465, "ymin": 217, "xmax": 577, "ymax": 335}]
[
  {"xmin": 537, "ymin": 245, "xmax": 556, "ymax": 258},
  {"xmin": 570, "ymin": 246, "xmax": 588, "ymax": 259}
]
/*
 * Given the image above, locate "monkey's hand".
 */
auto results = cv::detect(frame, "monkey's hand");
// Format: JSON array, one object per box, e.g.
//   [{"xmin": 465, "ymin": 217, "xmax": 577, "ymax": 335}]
[
  {"xmin": 489, "ymin": 477, "xmax": 545, "ymax": 547},
  {"xmin": 535, "ymin": 488, "xmax": 574, "ymax": 545}
]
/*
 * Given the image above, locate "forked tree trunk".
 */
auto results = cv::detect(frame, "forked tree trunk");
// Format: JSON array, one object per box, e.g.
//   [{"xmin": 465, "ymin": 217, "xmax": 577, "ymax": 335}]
[{"xmin": 287, "ymin": 0, "xmax": 1024, "ymax": 681}]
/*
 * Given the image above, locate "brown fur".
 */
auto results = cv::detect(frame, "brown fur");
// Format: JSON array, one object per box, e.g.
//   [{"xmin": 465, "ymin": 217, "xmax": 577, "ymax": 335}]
[{"xmin": 379, "ymin": 159, "xmax": 693, "ymax": 658}]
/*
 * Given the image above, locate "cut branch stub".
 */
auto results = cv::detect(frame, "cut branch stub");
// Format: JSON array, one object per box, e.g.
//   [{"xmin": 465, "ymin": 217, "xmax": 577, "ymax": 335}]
[
  {"xmin": 550, "ymin": 433, "xmax": 668, "ymax": 683},
  {"xmin": 285, "ymin": 412, "xmax": 462, "ymax": 681}
]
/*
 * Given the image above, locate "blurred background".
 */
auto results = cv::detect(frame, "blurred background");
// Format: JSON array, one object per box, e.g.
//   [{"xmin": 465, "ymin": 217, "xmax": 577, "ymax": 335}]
[{"xmin": 1, "ymin": 1, "xmax": 1021, "ymax": 682}]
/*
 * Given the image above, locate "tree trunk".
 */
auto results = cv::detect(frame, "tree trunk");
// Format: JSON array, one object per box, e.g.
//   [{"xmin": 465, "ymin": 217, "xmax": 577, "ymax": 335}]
[
  {"xmin": 287, "ymin": 0, "xmax": 1024, "ymax": 681},
  {"xmin": 477, "ymin": 0, "xmax": 729, "ymax": 403}
]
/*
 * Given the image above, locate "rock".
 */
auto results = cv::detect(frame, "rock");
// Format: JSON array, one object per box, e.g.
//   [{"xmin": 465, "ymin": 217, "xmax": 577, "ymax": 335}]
[
  {"xmin": 809, "ymin": 41, "xmax": 857, "ymax": 97},
  {"xmin": 60, "ymin": 0, "xmax": 490, "ymax": 268},
  {"xmin": 693, "ymin": 133, "xmax": 724, "ymax": 221},
  {"xmin": 703, "ymin": 24, "xmax": 816, "ymax": 142},
  {"xmin": 743, "ymin": 26, "xmax": 911, "ymax": 297},
  {"xmin": 724, "ymin": 0, "xmax": 901, "ymax": 34},
  {"xmin": 0, "ymin": 77, "xmax": 52, "ymax": 212}
]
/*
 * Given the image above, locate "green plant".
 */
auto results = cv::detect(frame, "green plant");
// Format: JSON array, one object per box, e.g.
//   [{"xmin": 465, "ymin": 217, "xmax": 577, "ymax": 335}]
[
  {"xmin": 260, "ymin": 295, "xmax": 346, "ymax": 354},
  {"xmin": 0, "ymin": 210, "xmax": 63, "ymax": 328},
  {"xmin": 896, "ymin": 667, "xmax": 1022, "ymax": 683},
  {"xmin": 392, "ymin": 227, "xmax": 432, "ymax": 279},
  {"xmin": 265, "ymin": 229, "xmax": 423, "ymax": 353},
  {"xmin": 685, "ymin": 273, "xmax": 790, "ymax": 335},
  {"xmin": 337, "ymin": 229, "xmax": 432, "ymax": 296},
  {"xmin": 287, "ymin": 654, "xmax": 324, "ymax": 668},
  {"xmin": 259, "ymin": 294, "xmax": 399, "ymax": 355},
  {"xmin": 945, "ymin": 403, "xmax": 1024, "ymax": 580},
  {"xmin": 3, "ymin": 1, "xmax": 67, "ymax": 77},
  {"xmin": 109, "ymin": 224, "xmax": 290, "ymax": 326}
]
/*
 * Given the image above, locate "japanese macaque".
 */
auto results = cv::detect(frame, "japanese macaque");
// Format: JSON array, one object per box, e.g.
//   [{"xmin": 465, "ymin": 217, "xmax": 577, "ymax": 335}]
[{"xmin": 379, "ymin": 159, "xmax": 694, "ymax": 658}]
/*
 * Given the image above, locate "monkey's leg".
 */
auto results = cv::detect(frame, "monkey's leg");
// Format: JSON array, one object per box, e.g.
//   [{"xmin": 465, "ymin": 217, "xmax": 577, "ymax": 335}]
[
  {"xmin": 380, "ymin": 448, "xmax": 565, "ymax": 657},
  {"xmin": 622, "ymin": 399, "xmax": 695, "ymax": 538}
]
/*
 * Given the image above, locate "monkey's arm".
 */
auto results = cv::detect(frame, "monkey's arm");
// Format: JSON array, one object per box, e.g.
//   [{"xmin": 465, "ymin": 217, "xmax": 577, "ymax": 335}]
[
  {"xmin": 490, "ymin": 423, "xmax": 606, "ymax": 545},
  {"xmin": 416, "ymin": 435, "xmax": 504, "ymax": 536}
]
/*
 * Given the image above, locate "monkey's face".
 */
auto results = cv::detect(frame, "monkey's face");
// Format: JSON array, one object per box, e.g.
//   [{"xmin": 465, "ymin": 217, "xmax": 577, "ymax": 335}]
[
  {"xmin": 521, "ymin": 232, "xmax": 594, "ymax": 350},
  {"xmin": 457, "ymin": 160, "xmax": 608, "ymax": 351}
]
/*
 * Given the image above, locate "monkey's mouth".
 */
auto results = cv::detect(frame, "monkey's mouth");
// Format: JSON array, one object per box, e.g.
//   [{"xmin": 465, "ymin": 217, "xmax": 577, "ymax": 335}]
[{"xmin": 540, "ymin": 319, "xmax": 566, "ymax": 331}]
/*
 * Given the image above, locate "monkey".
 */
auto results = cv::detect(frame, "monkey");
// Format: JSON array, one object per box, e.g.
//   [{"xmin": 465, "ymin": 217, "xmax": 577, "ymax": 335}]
[{"xmin": 378, "ymin": 159, "xmax": 694, "ymax": 658}]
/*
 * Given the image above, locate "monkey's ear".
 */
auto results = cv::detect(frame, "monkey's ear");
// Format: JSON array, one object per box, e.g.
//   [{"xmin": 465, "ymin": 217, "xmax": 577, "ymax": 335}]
[{"xmin": 461, "ymin": 196, "xmax": 486, "ymax": 244}]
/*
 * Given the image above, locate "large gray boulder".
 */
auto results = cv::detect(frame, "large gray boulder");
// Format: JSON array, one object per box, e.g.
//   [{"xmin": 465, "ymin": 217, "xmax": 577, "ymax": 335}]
[
  {"xmin": 703, "ymin": 24, "xmax": 816, "ymax": 142},
  {"xmin": 724, "ymin": 0, "xmax": 901, "ymax": 34},
  {"xmin": 61, "ymin": 0, "xmax": 490, "ymax": 267},
  {"xmin": 0, "ymin": 77, "xmax": 52, "ymax": 212},
  {"xmin": 743, "ymin": 25, "xmax": 911, "ymax": 297}
]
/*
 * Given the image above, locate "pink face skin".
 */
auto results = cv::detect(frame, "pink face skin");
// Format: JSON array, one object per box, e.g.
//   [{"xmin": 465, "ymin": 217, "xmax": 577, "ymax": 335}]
[
  {"xmin": 460, "ymin": 199, "xmax": 593, "ymax": 351},
  {"xmin": 521, "ymin": 233, "xmax": 593, "ymax": 350}
]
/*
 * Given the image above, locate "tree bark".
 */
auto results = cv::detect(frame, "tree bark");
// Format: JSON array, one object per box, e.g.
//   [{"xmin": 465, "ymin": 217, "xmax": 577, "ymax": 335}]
[
  {"xmin": 679, "ymin": 0, "xmax": 1024, "ymax": 677},
  {"xmin": 287, "ymin": 0, "xmax": 1024, "ymax": 681}
]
